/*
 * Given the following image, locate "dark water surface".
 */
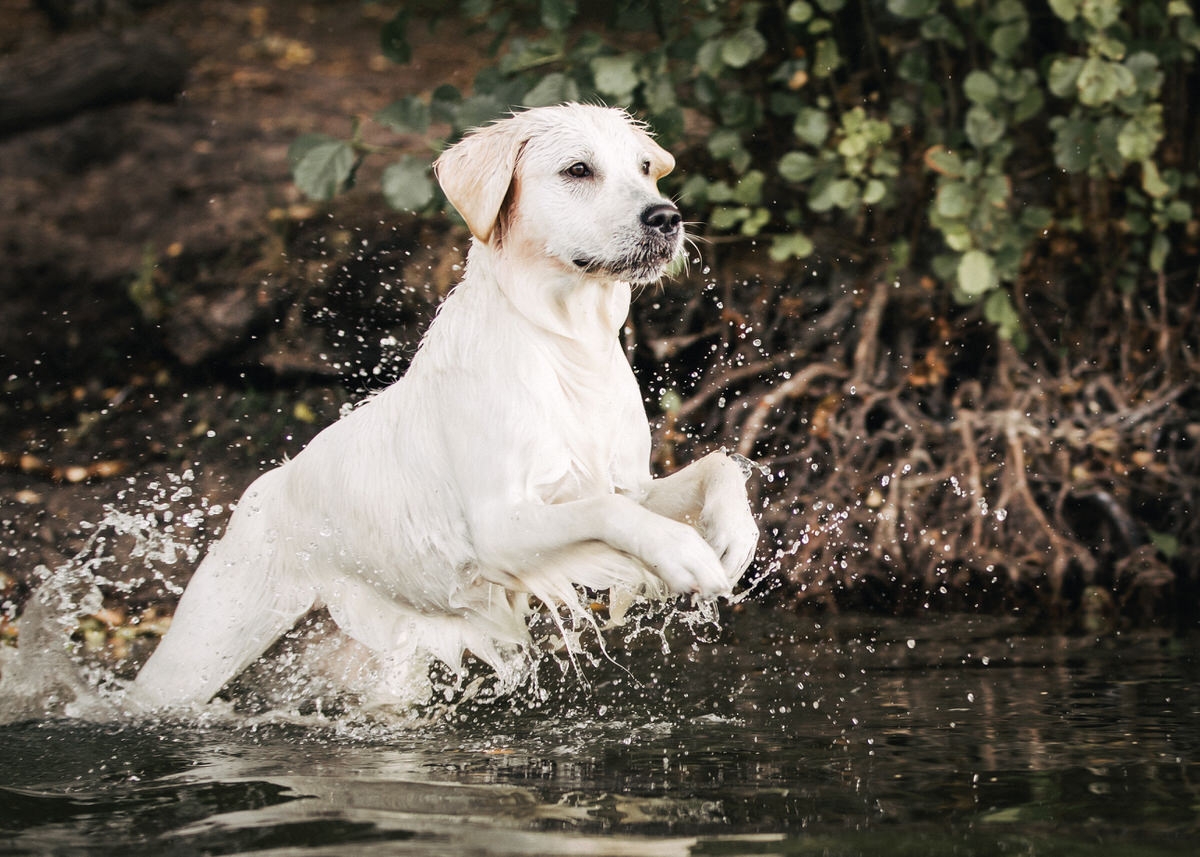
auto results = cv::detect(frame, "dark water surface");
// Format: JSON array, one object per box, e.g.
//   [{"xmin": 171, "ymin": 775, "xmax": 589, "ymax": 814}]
[{"xmin": 2, "ymin": 609, "xmax": 1197, "ymax": 856}]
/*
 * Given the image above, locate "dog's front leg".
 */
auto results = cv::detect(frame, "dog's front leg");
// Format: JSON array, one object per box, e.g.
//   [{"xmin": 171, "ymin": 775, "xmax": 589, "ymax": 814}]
[
  {"xmin": 470, "ymin": 494, "xmax": 732, "ymax": 597},
  {"xmin": 638, "ymin": 451, "xmax": 759, "ymax": 585}
]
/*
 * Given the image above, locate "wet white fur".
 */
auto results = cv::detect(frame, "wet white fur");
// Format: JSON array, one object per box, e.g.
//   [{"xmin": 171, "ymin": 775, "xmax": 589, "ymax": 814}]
[{"xmin": 132, "ymin": 104, "xmax": 759, "ymax": 709}]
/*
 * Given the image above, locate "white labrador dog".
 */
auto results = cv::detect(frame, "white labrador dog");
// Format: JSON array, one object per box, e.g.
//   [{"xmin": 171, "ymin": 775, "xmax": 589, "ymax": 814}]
[{"xmin": 132, "ymin": 104, "xmax": 759, "ymax": 709}]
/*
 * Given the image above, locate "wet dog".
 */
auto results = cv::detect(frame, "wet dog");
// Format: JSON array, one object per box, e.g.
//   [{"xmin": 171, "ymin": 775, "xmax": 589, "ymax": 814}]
[{"xmin": 133, "ymin": 104, "xmax": 759, "ymax": 708}]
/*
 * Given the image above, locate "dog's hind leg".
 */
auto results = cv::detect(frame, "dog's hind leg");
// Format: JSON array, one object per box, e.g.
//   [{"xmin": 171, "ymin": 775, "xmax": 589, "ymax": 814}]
[{"xmin": 131, "ymin": 471, "xmax": 316, "ymax": 710}]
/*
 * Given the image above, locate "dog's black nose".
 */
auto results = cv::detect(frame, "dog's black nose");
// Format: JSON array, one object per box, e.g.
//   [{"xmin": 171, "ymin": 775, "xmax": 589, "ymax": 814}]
[{"xmin": 640, "ymin": 203, "xmax": 682, "ymax": 236}]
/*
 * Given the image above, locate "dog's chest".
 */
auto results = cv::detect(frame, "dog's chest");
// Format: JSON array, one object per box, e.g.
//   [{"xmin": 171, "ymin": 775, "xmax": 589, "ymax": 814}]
[{"xmin": 525, "ymin": 346, "xmax": 641, "ymax": 503}]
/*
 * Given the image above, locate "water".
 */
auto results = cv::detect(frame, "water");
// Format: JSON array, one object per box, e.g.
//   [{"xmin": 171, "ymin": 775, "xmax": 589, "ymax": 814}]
[{"xmin": 3, "ymin": 607, "xmax": 1197, "ymax": 856}]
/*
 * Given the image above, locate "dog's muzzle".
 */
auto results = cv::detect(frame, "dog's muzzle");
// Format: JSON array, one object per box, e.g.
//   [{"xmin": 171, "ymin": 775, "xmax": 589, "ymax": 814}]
[{"xmin": 572, "ymin": 202, "xmax": 684, "ymax": 283}]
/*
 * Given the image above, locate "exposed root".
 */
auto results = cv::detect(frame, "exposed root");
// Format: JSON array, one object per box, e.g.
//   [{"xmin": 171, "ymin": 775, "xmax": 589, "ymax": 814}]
[{"xmin": 634, "ymin": 265, "xmax": 1199, "ymax": 627}]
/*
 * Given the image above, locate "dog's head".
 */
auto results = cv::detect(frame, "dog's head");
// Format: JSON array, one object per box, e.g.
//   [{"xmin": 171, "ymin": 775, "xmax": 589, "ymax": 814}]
[{"xmin": 434, "ymin": 104, "xmax": 683, "ymax": 285}]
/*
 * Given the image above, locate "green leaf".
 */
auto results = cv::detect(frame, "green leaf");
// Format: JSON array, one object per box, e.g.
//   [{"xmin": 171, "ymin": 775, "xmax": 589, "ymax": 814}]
[
  {"xmin": 711, "ymin": 205, "xmax": 751, "ymax": 230},
  {"xmin": 965, "ymin": 105, "xmax": 1006, "ymax": 148},
  {"xmin": 590, "ymin": 55, "xmax": 640, "ymax": 99},
  {"xmin": 963, "ymin": 70, "xmax": 999, "ymax": 105},
  {"xmin": 292, "ymin": 139, "xmax": 356, "ymax": 201},
  {"xmin": 430, "ymin": 85, "xmax": 463, "ymax": 124},
  {"xmin": 523, "ymin": 72, "xmax": 581, "ymax": 107},
  {"xmin": 381, "ymin": 156, "xmax": 435, "ymax": 212},
  {"xmin": 779, "ymin": 151, "xmax": 818, "ymax": 182},
  {"xmin": 990, "ymin": 20, "xmax": 1029, "ymax": 59},
  {"xmin": 925, "ymin": 146, "xmax": 966, "ymax": 178},
  {"xmin": 740, "ymin": 207, "xmax": 771, "ymax": 236},
  {"xmin": 957, "ymin": 249, "xmax": 999, "ymax": 298},
  {"xmin": 1140, "ymin": 159, "xmax": 1171, "ymax": 199},
  {"xmin": 1047, "ymin": 0, "xmax": 1080, "ymax": 21},
  {"xmin": 721, "ymin": 29, "xmax": 768, "ymax": 68},
  {"xmin": 935, "ymin": 180, "xmax": 973, "ymax": 219},
  {"xmin": 1149, "ymin": 231, "xmax": 1170, "ymax": 273},
  {"xmin": 1050, "ymin": 115, "xmax": 1096, "ymax": 172},
  {"xmin": 379, "ymin": 11, "xmax": 411, "ymax": 64},
  {"xmin": 540, "ymin": 0, "xmax": 576, "ymax": 30},
  {"xmin": 813, "ymin": 38, "xmax": 842, "ymax": 77},
  {"xmin": 862, "ymin": 178, "xmax": 888, "ymax": 205},
  {"xmin": 887, "ymin": 0, "xmax": 937, "ymax": 19},
  {"xmin": 921, "ymin": 14, "xmax": 965, "ymax": 48},
  {"xmin": 288, "ymin": 133, "xmax": 336, "ymax": 170},
  {"xmin": 1124, "ymin": 51, "xmax": 1164, "ymax": 95},
  {"xmin": 769, "ymin": 232, "xmax": 815, "ymax": 261},
  {"xmin": 1047, "ymin": 56, "xmax": 1083, "ymax": 98},
  {"xmin": 793, "ymin": 107, "xmax": 830, "ymax": 146},
  {"xmin": 1077, "ymin": 56, "xmax": 1135, "ymax": 106},
  {"xmin": 733, "ymin": 170, "xmax": 766, "ymax": 205},
  {"xmin": 787, "ymin": 1, "xmax": 814, "ymax": 23},
  {"xmin": 374, "ymin": 97, "xmax": 430, "ymax": 134},
  {"xmin": 1117, "ymin": 108, "xmax": 1163, "ymax": 163},
  {"xmin": 1081, "ymin": 0, "xmax": 1120, "ymax": 29},
  {"xmin": 695, "ymin": 39, "xmax": 725, "ymax": 76},
  {"xmin": 708, "ymin": 128, "xmax": 745, "ymax": 160},
  {"xmin": 984, "ymin": 289, "xmax": 1022, "ymax": 340},
  {"xmin": 1149, "ymin": 529, "xmax": 1180, "ymax": 560}
]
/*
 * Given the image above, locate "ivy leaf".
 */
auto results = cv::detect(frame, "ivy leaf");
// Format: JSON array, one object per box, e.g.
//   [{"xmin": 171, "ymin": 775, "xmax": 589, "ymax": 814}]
[
  {"xmin": 523, "ymin": 72, "xmax": 581, "ymax": 107},
  {"xmin": 924, "ymin": 146, "xmax": 966, "ymax": 178},
  {"xmin": 813, "ymin": 38, "xmax": 842, "ymax": 77},
  {"xmin": 291, "ymin": 137, "xmax": 356, "ymax": 201},
  {"xmin": 381, "ymin": 156, "xmax": 435, "ymax": 212},
  {"xmin": 379, "ymin": 11, "xmax": 411, "ymax": 64},
  {"xmin": 963, "ymin": 70, "xmax": 999, "ymax": 105},
  {"xmin": 1077, "ymin": 57, "xmax": 1135, "ymax": 106},
  {"xmin": 779, "ymin": 150, "xmax": 818, "ymax": 182},
  {"xmin": 965, "ymin": 105, "xmax": 1005, "ymax": 148},
  {"xmin": 1047, "ymin": 56, "xmax": 1083, "ymax": 98},
  {"xmin": 1049, "ymin": 115, "xmax": 1095, "ymax": 172},
  {"xmin": 984, "ymin": 289, "xmax": 1022, "ymax": 340},
  {"xmin": 990, "ymin": 21, "xmax": 1029, "ymax": 59},
  {"xmin": 733, "ymin": 170, "xmax": 766, "ymax": 204},
  {"xmin": 591, "ymin": 55, "xmax": 640, "ymax": 99},
  {"xmin": 887, "ymin": 0, "xmax": 938, "ymax": 19},
  {"xmin": 540, "ymin": 0, "xmax": 576, "ymax": 30},
  {"xmin": 769, "ymin": 231, "xmax": 815, "ymax": 261},
  {"xmin": 721, "ymin": 29, "xmax": 768, "ymax": 68},
  {"xmin": 957, "ymin": 249, "xmax": 999, "ymax": 298},
  {"xmin": 862, "ymin": 178, "xmax": 888, "ymax": 205},
  {"xmin": 787, "ymin": 1, "xmax": 814, "ymax": 23},
  {"xmin": 1047, "ymin": 0, "xmax": 1080, "ymax": 21},
  {"xmin": 793, "ymin": 107, "xmax": 830, "ymax": 146},
  {"xmin": 1149, "ymin": 232, "xmax": 1170, "ymax": 273},
  {"xmin": 1117, "ymin": 106, "xmax": 1163, "ymax": 163},
  {"xmin": 1140, "ymin": 159, "xmax": 1171, "ymax": 199},
  {"xmin": 935, "ymin": 180, "xmax": 973, "ymax": 219},
  {"xmin": 374, "ymin": 97, "xmax": 430, "ymax": 134}
]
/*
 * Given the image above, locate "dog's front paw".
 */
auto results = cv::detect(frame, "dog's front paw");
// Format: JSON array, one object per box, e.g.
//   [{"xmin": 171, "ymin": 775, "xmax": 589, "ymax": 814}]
[
  {"xmin": 701, "ymin": 502, "xmax": 759, "ymax": 585},
  {"xmin": 641, "ymin": 520, "xmax": 731, "ymax": 598},
  {"xmin": 698, "ymin": 454, "xmax": 761, "ymax": 585}
]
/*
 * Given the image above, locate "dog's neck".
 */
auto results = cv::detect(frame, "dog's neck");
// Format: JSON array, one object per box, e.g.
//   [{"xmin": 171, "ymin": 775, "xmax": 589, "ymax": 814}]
[{"xmin": 468, "ymin": 240, "xmax": 631, "ymax": 353}]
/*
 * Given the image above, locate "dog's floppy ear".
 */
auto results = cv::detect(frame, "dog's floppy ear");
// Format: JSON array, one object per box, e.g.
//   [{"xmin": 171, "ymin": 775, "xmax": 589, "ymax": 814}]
[
  {"xmin": 434, "ymin": 118, "xmax": 525, "ymax": 245},
  {"xmin": 633, "ymin": 125, "xmax": 675, "ymax": 181}
]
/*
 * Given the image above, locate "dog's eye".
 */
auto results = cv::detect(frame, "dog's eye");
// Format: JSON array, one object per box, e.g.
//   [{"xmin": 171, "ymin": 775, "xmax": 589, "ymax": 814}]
[
  {"xmin": 565, "ymin": 162, "xmax": 592, "ymax": 179},
  {"xmin": 640, "ymin": 160, "xmax": 651, "ymax": 176}
]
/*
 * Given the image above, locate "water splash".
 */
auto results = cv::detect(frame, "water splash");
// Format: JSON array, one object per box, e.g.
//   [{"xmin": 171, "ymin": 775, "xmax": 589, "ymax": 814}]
[{"xmin": 0, "ymin": 472, "xmax": 742, "ymax": 727}]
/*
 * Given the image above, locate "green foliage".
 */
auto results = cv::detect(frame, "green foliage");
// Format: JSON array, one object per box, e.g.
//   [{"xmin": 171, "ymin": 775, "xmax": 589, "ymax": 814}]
[{"xmin": 291, "ymin": 0, "xmax": 1199, "ymax": 342}]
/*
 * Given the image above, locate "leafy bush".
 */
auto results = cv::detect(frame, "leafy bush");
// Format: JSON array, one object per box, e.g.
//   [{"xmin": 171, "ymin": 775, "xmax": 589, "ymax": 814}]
[{"xmin": 291, "ymin": 0, "xmax": 1199, "ymax": 343}]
